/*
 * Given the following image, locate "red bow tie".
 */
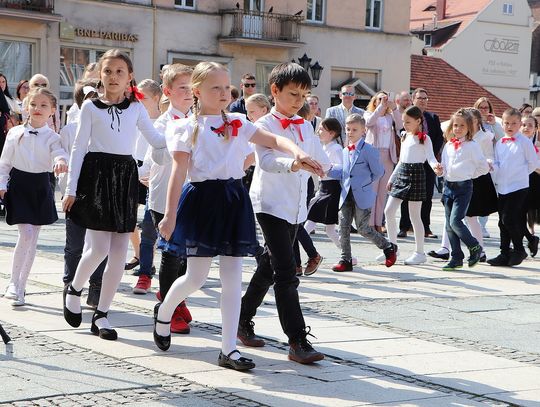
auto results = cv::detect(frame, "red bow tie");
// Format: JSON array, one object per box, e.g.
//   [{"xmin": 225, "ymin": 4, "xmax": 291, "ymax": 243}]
[
  {"xmin": 172, "ymin": 113, "xmax": 188, "ymax": 120},
  {"xmin": 501, "ymin": 137, "xmax": 515, "ymax": 144},
  {"xmin": 450, "ymin": 137, "xmax": 462, "ymax": 150},
  {"xmin": 211, "ymin": 119, "xmax": 243, "ymax": 137},
  {"xmin": 272, "ymin": 114, "xmax": 304, "ymax": 141},
  {"xmin": 416, "ymin": 132, "xmax": 427, "ymax": 143},
  {"xmin": 347, "ymin": 144, "xmax": 356, "ymax": 151}
]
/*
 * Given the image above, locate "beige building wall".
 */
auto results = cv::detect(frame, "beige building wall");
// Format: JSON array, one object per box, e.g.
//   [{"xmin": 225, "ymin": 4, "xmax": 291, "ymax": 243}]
[{"xmin": 426, "ymin": 0, "xmax": 532, "ymax": 106}]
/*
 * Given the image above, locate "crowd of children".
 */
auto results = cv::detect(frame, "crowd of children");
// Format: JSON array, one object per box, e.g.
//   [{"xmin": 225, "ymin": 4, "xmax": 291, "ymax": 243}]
[{"xmin": 1, "ymin": 49, "xmax": 540, "ymax": 372}]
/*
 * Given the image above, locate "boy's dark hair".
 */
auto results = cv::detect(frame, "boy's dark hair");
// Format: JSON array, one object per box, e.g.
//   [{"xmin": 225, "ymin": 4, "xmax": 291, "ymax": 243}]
[
  {"xmin": 321, "ymin": 117, "xmax": 342, "ymax": 140},
  {"xmin": 502, "ymin": 107, "xmax": 521, "ymax": 119},
  {"xmin": 242, "ymin": 73, "xmax": 256, "ymax": 82},
  {"xmin": 268, "ymin": 62, "xmax": 311, "ymax": 91}
]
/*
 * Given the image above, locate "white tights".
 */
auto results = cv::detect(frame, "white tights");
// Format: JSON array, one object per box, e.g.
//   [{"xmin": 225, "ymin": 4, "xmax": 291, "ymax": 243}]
[
  {"xmin": 156, "ymin": 256, "xmax": 243, "ymax": 359},
  {"xmin": 9, "ymin": 224, "xmax": 41, "ymax": 295},
  {"xmin": 384, "ymin": 197, "xmax": 424, "ymax": 253},
  {"xmin": 438, "ymin": 217, "xmax": 483, "ymax": 254},
  {"xmin": 304, "ymin": 220, "xmax": 341, "ymax": 248},
  {"xmin": 66, "ymin": 230, "xmax": 130, "ymax": 330}
]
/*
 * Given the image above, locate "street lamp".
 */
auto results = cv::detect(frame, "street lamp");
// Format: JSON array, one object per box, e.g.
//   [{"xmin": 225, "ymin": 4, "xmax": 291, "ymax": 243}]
[{"xmin": 293, "ymin": 53, "xmax": 324, "ymax": 88}]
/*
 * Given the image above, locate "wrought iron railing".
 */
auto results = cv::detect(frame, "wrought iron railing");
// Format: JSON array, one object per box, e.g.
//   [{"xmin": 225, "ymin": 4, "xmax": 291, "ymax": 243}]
[
  {"xmin": 221, "ymin": 9, "xmax": 302, "ymax": 42},
  {"xmin": 0, "ymin": 0, "xmax": 54, "ymax": 13}
]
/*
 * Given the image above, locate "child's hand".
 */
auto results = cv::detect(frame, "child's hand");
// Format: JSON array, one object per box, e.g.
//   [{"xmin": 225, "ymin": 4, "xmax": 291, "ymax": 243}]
[
  {"xmin": 62, "ymin": 195, "xmax": 75, "ymax": 212},
  {"xmin": 433, "ymin": 163, "xmax": 443, "ymax": 176},
  {"xmin": 0, "ymin": 190, "xmax": 5, "ymax": 200},
  {"xmin": 158, "ymin": 215, "xmax": 176, "ymax": 241},
  {"xmin": 139, "ymin": 176, "xmax": 149, "ymax": 187},
  {"xmin": 54, "ymin": 160, "xmax": 68, "ymax": 176}
]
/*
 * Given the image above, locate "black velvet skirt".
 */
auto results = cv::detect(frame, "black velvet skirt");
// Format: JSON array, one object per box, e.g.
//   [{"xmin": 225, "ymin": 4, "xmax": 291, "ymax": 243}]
[
  {"xmin": 157, "ymin": 178, "xmax": 259, "ymax": 257},
  {"xmin": 466, "ymin": 173, "xmax": 498, "ymax": 217},
  {"xmin": 4, "ymin": 168, "xmax": 57, "ymax": 225},
  {"xmin": 68, "ymin": 152, "xmax": 138, "ymax": 233},
  {"xmin": 307, "ymin": 180, "xmax": 341, "ymax": 225}
]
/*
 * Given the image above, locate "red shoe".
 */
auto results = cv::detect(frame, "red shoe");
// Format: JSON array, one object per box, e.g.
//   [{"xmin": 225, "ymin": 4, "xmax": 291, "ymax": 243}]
[
  {"xmin": 177, "ymin": 301, "xmax": 192, "ymax": 323},
  {"xmin": 171, "ymin": 306, "xmax": 190, "ymax": 334},
  {"xmin": 384, "ymin": 244, "xmax": 398, "ymax": 267},
  {"xmin": 132, "ymin": 275, "xmax": 151, "ymax": 294},
  {"xmin": 331, "ymin": 260, "xmax": 353, "ymax": 272}
]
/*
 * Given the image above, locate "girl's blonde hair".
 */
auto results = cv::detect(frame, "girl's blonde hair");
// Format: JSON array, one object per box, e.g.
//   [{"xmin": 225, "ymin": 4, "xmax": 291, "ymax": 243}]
[
  {"xmin": 465, "ymin": 107, "xmax": 485, "ymax": 132},
  {"xmin": 22, "ymin": 88, "xmax": 57, "ymax": 142},
  {"xmin": 245, "ymin": 93, "xmax": 271, "ymax": 112},
  {"xmin": 444, "ymin": 108, "xmax": 475, "ymax": 142},
  {"xmin": 366, "ymin": 91, "xmax": 392, "ymax": 115},
  {"xmin": 191, "ymin": 61, "xmax": 230, "ymax": 145},
  {"xmin": 137, "ymin": 79, "xmax": 162, "ymax": 98},
  {"xmin": 97, "ymin": 49, "xmax": 139, "ymax": 103},
  {"xmin": 29, "ymin": 74, "xmax": 49, "ymax": 90}
]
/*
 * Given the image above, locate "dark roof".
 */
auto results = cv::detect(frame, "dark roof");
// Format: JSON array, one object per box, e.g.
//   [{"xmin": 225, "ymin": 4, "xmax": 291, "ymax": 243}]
[{"xmin": 411, "ymin": 55, "xmax": 511, "ymax": 120}]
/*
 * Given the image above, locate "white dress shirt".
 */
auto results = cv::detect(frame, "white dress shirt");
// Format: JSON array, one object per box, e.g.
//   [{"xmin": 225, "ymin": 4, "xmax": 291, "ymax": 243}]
[
  {"xmin": 321, "ymin": 140, "xmax": 342, "ymax": 181},
  {"xmin": 167, "ymin": 112, "xmax": 257, "ymax": 182},
  {"xmin": 57, "ymin": 122, "xmax": 78, "ymax": 195},
  {"xmin": 0, "ymin": 124, "xmax": 68, "ymax": 190},
  {"xmin": 389, "ymin": 132, "xmax": 438, "ymax": 181},
  {"xmin": 492, "ymin": 133, "xmax": 539, "ymax": 195},
  {"xmin": 441, "ymin": 139, "xmax": 489, "ymax": 182},
  {"xmin": 65, "ymin": 99, "xmax": 166, "ymax": 196},
  {"xmin": 250, "ymin": 108, "xmax": 331, "ymax": 224},
  {"xmin": 473, "ymin": 129, "xmax": 494, "ymax": 160}
]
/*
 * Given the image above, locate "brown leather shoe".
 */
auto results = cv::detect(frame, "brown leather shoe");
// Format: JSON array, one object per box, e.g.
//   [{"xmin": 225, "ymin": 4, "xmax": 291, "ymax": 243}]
[
  {"xmin": 289, "ymin": 333, "xmax": 324, "ymax": 364},
  {"xmin": 304, "ymin": 254, "xmax": 323, "ymax": 276},
  {"xmin": 237, "ymin": 319, "xmax": 265, "ymax": 347}
]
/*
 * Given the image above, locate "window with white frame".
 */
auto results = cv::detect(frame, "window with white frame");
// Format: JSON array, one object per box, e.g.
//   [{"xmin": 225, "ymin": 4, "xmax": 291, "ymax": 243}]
[
  {"xmin": 175, "ymin": 0, "xmax": 195, "ymax": 9},
  {"xmin": 365, "ymin": 0, "xmax": 383, "ymax": 29},
  {"xmin": 0, "ymin": 39, "xmax": 33, "ymax": 90},
  {"xmin": 306, "ymin": 0, "xmax": 324, "ymax": 23},
  {"xmin": 256, "ymin": 62, "xmax": 278, "ymax": 96},
  {"xmin": 424, "ymin": 34, "xmax": 432, "ymax": 47},
  {"xmin": 502, "ymin": 3, "xmax": 513, "ymax": 15}
]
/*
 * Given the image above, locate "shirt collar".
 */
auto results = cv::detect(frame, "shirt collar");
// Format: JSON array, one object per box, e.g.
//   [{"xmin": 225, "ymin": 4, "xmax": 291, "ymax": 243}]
[
  {"xmin": 168, "ymin": 105, "xmax": 191, "ymax": 118},
  {"xmin": 92, "ymin": 97, "xmax": 130, "ymax": 110},
  {"xmin": 23, "ymin": 123, "xmax": 48, "ymax": 137},
  {"xmin": 270, "ymin": 107, "xmax": 302, "ymax": 121}
]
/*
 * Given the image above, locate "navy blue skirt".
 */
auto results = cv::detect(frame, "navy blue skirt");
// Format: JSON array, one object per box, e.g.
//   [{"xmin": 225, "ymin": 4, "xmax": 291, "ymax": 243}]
[
  {"xmin": 4, "ymin": 168, "xmax": 57, "ymax": 226},
  {"xmin": 158, "ymin": 178, "xmax": 259, "ymax": 257}
]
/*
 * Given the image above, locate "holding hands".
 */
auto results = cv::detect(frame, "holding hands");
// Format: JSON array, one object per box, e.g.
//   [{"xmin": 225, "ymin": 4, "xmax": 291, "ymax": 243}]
[
  {"xmin": 433, "ymin": 163, "xmax": 443, "ymax": 176},
  {"xmin": 291, "ymin": 152, "xmax": 324, "ymax": 177},
  {"xmin": 54, "ymin": 159, "xmax": 68, "ymax": 176}
]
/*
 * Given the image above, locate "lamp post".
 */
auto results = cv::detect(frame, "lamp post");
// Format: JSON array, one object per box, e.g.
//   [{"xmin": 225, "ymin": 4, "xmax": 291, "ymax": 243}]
[{"xmin": 293, "ymin": 53, "xmax": 324, "ymax": 88}]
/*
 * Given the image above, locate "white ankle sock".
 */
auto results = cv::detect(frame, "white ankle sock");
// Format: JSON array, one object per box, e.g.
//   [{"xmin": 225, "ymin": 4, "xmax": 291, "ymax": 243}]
[
  {"xmin": 66, "ymin": 287, "xmax": 81, "ymax": 314},
  {"xmin": 94, "ymin": 314, "xmax": 112, "ymax": 330}
]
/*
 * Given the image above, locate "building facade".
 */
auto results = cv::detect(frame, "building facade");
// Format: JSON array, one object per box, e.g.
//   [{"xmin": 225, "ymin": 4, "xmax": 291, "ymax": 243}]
[
  {"xmin": 1, "ymin": 0, "xmax": 412, "ymax": 118},
  {"xmin": 411, "ymin": 0, "xmax": 533, "ymax": 107}
]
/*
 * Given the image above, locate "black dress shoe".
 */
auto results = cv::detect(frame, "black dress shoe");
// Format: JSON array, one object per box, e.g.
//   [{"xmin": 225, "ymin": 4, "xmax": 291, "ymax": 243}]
[
  {"xmin": 124, "ymin": 257, "xmax": 140, "ymax": 271},
  {"xmin": 397, "ymin": 230, "xmax": 407, "ymax": 238},
  {"xmin": 63, "ymin": 284, "xmax": 82, "ymax": 328},
  {"xmin": 508, "ymin": 250, "xmax": 527, "ymax": 266},
  {"xmin": 218, "ymin": 350, "xmax": 255, "ymax": 371},
  {"xmin": 528, "ymin": 235, "xmax": 539, "ymax": 257},
  {"xmin": 153, "ymin": 303, "xmax": 171, "ymax": 351},
  {"xmin": 487, "ymin": 253, "xmax": 509, "ymax": 267},
  {"xmin": 424, "ymin": 231, "xmax": 438, "ymax": 239},
  {"xmin": 90, "ymin": 310, "xmax": 118, "ymax": 341},
  {"xmin": 427, "ymin": 250, "xmax": 449, "ymax": 260}
]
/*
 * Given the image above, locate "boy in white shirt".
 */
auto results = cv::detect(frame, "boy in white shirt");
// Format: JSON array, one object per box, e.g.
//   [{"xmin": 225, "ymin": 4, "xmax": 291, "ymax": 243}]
[
  {"xmin": 488, "ymin": 108, "xmax": 540, "ymax": 267},
  {"xmin": 240, "ymin": 63, "xmax": 330, "ymax": 364}
]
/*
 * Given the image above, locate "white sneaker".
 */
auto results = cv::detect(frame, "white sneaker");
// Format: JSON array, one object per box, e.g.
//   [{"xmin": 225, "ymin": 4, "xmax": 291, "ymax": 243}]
[
  {"xmin": 3, "ymin": 284, "xmax": 17, "ymax": 300},
  {"xmin": 11, "ymin": 291, "xmax": 25, "ymax": 306},
  {"xmin": 482, "ymin": 229, "xmax": 490, "ymax": 238},
  {"xmin": 351, "ymin": 256, "xmax": 358, "ymax": 266},
  {"xmin": 404, "ymin": 252, "xmax": 427, "ymax": 265}
]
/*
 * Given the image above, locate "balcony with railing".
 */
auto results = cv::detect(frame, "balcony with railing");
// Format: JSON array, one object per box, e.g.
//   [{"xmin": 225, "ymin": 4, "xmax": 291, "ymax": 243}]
[
  {"xmin": 219, "ymin": 9, "xmax": 303, "ymax": 48},
  {"xmin": 0, "ymin": 0, "xmax": 54, "ymax": 13}
]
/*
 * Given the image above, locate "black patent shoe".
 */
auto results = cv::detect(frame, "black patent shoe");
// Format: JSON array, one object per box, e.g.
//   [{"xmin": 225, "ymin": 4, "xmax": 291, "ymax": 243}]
[
  {"xmin": 153, "ymin": 303, "xmax": 171, "ymax": 351},
  {"xmin": 218, "ymin": 350, "xmax": 256, "ymax": 371},
  {"xmin": 427, "ymin": 250, "xmax": 450, "ymax": 260},
  {"xmin": 63, "ymin": 284, "xmax": 82, "ymax": 328},
  {"xmin": 90, "ymin": 310, "xmax": 118, "ymax": 340}
]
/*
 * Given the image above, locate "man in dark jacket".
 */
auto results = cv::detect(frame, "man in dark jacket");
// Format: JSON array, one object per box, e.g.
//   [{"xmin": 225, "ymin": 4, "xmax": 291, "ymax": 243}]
[{"xmin": 229, "ymin": 73, "xmax": 257, "ymax": 116}]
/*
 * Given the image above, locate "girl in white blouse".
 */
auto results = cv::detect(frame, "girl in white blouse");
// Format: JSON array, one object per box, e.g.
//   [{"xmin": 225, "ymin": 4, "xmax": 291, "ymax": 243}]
[
  {"xmin": 384, "ymin": 106, "xmax": 441, "ymax": 265},
  {"xmin": 62, "ymin": 49, "xmax": 167, "ymax": 341},
  {"xmin": 0, "ymin": 88, "xmax": 68, "ymax": 306},
  {"xmin": 154, "ymin": 62, "xmax": 321, "ymax": 370}
]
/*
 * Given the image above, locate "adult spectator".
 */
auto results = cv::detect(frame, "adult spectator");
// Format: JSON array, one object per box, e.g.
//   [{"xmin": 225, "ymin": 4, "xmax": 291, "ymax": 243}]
[
  {"xmin": 325, "ymin": 84, "xmax": 365, "ymax": 146},
  {"xmin": 0, "ymin": 85, "xmax": 10, "ymax": 153},
  {"xmin": 519, "ymin": 103, "xmax": 533, "ymax": 116},
  {"xmin": 364, "ymin": 91, "xmax": 402, "ymax": 232},
  {"xmin": 0, "ymin": 73, "xmax": 21, "ymax": 117},
  {"xmin": 398, "ymin": 88, "xmax": 443, "ymax": 238},
  {"xmin": 229, "ymin": 73, "xmax": 257, "ymax": 115},
  {"xmin": 306, "ymin": 94, "xmax": 322, "ymax": 131},
  {"xmin": 15, "ymin": 80, "xmax": 30, "ymax": 115},
  {"xmin": 395, "ymin": 91, "xmax": 412, "ymax": 114},
  {"xmin": 23, "ymin": 74, "xmax": 60, "ymax": 132},
  {"xmin": 474, "ymin": 97, "xmax": 504, "ymax": 142},
  {"xmin": 230, "ymin": 85, "xmax": 240, "ymax": 107}
]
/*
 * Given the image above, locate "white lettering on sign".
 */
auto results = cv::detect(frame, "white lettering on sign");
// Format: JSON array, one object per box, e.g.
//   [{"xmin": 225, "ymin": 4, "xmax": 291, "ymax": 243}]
[{"xmin": 75, "ymin": 28, "xmax": 139, "ymax": 42}]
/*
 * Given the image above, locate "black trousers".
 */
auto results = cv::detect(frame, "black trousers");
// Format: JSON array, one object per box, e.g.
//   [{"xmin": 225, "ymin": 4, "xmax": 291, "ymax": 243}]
[
  {"xmin": 498, "ymin": 188, "xmax": 528, "ymax": 254},
  {"xmin": 400, "ymin": 162, "xmax": 435, "ymax": 232},
  {"xmin": 240, "ymin": 213, "xmax": 305, "ymax": 343},
  {"xmin": 150, "ymin": 210, "xmax": 187, "ymax": 299}
]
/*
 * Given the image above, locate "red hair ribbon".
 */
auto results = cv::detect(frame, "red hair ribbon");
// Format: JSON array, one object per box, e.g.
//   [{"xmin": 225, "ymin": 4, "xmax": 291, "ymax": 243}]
[
  {"xmin": 535, "ymin": 145, "xmax": 539, "ymax": 153},
  {"xmin": 130, "ymin": 86, "xmax": 145, "ymax": 101},
  {"xmin": 416, "ymin": 132, "xmax": 427, "ymax": 143},
  {"xmin": 450, "ymin": 137, "xmax": 462, "ymax": 150},
  {"xmin": 272, "ymin": 114, "xmax": 304, "ymax": 142},
  {"xmin": 501, "ymin": 137, "xmax": 515, "ymax": 144},
  {"xmin": 211, "ymin": 119, "xmax": 243, "ymax": 137}
]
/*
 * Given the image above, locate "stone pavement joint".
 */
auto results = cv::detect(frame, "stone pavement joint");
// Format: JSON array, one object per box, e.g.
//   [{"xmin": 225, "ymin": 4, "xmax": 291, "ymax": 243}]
[{"xmin": 304, "ymin": 300, "xmax": 540, "ymax": 366}]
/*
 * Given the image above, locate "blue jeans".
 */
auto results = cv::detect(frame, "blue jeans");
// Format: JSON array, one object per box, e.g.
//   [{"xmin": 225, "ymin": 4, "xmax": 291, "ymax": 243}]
[
  {"xmin": 63, "ymin": 217, "xmax": 106, "ymax": 286},
  {"xmin": 443, "ymin": 180, "xmax": 479, "ymax": 261},
  {"xmin": 138, "ymin": 205, "xmax": 157, "ymax": 277}
]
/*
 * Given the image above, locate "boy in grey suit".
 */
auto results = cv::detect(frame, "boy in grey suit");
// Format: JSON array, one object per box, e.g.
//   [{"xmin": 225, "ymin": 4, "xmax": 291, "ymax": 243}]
[{"xmin": 327, "ymin": 114, "xmax": 397, "ymax": 271}]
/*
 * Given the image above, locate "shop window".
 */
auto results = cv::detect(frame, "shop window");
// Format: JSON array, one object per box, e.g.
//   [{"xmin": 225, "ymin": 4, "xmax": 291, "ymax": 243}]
[
  {"xmin": 256, "ymin": 62, "xmax": 278, "ymax": 97},
  {"xmin": 306, "ymin": 0, "xmax": 324, "ymax": 23},
  {"xmin": 175, "ymin": 0, "xmax": 195, "ymax": 9},
  {"xmin": 0, "ymin": 40, "xmax": 33, "ymax": 90},
  {"xmin": 365, "ymin": 0, "xmax": 383, "ymax": 29}
]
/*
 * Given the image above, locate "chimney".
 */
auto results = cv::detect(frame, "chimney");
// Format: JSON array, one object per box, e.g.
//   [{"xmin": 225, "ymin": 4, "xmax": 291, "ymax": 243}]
[{"xmin": 437, "ymin": 0, "xmax": 446, "ymax": 20}]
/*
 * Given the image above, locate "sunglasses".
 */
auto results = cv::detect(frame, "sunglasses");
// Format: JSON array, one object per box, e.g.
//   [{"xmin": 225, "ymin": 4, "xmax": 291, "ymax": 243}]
[
  {"xmin": 342, "ymin": 92, "xmax": 355, "ymax": 97},
  {"xmin": 34, "ymin": 83, "xmax": 48, "ymax": 88},
  {"xmin": 243, "ymin": 83, "xmax": 256, "ymax": 88}
]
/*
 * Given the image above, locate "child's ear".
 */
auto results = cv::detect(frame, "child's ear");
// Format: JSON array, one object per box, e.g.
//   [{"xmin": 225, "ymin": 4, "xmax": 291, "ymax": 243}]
[{"xmin": 270, "ymin": 83, "xmax": 279, "ymax": 98}]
